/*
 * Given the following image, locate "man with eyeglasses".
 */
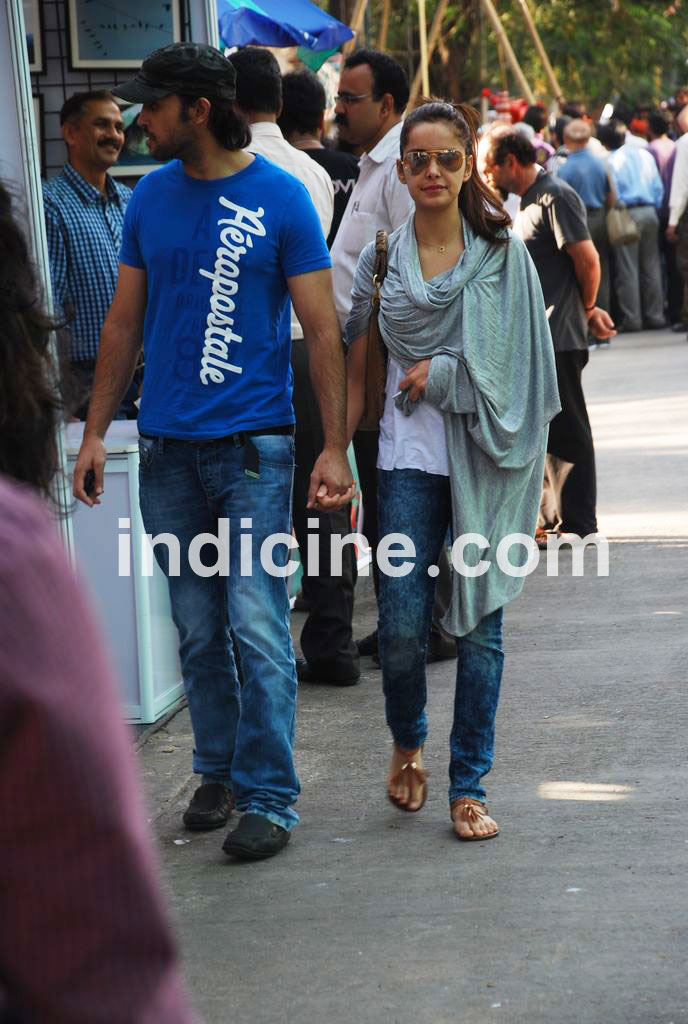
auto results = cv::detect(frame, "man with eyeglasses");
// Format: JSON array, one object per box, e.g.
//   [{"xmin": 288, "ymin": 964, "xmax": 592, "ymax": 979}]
[{"xmin": 329, "ymin": 49, "xmax": 457, "ymax": 668}]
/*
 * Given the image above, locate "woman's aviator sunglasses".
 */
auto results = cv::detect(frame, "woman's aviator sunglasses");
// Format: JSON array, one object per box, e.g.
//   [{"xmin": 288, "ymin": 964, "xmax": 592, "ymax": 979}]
[{"xmin": 402, "ymin": 148, "xmax": 465, "ymax": 175}]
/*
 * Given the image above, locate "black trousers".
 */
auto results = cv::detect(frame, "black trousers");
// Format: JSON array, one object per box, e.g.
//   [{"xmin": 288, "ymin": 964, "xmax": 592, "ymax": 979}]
[
  {"xmin": 546, "ymin": 350, "xmax": 597, "ymax": 536},
  {"xmin": 291, "ymin": 340, "xmax": 359, "ymax": 678}
]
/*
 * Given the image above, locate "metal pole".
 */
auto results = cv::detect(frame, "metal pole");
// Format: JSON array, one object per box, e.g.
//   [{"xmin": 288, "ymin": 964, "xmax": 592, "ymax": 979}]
[
  {"xmin": 480, "ymin": 0, "xmax": 535, "ymax": 104},
  {"xmin": 408, "ymin": 0, "xmax": 451, "ymax": 107},
  {"xmin": 417, "ymin": 0, "xmax": 430, "ymax": 97},
  {"xmin": 515, "ymin": 0, "xmax": 563, "ymax": 105}
]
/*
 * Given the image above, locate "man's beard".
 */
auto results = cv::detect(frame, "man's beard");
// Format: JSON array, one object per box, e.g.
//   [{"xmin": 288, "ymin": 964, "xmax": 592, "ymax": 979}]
[{"xmin": 147, "ymin": 133, "xmax": 190, "ymax": 163}]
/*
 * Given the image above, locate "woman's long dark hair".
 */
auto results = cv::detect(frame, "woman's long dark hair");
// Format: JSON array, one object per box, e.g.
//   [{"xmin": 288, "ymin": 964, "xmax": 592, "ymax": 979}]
[
  {"xmin": 400, "ymin": 100, "xmax": 511, "ymax": 245},
  {"xmin": 0, "ymin": 182, "xmax": 64, "ymax": 501}
]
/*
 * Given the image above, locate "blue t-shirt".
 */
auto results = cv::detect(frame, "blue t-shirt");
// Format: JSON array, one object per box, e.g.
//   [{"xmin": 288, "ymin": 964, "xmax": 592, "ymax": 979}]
[
  {"xmin": 119, "ymin": 154, "xmax": 331, "ymax": 438},
  {"xmin": 557, "ymin": 148, "xmax": 609, "ymax": 210}
]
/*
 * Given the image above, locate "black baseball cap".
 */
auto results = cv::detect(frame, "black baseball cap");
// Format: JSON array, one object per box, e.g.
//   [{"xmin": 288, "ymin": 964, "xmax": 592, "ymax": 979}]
[{"xmin": 114, "ymin": 42, "xmax": 236, "ymax": 104}]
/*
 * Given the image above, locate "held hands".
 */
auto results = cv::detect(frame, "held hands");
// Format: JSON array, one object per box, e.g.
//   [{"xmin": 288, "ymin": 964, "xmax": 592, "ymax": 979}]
[
  {"xmin": 587, "ymin": 307, "xmax": 617, "ymax": 341},
  {"xmin": 73, "ymin": 434, "xmax": 107, "ymax": 506},
  {"xmin": 399, "ymin": 358, "xmax": 432, "ymax": 402},
  {"xmin": 308, "ymin": 447, "xmax": 356, "ymax": 510}
]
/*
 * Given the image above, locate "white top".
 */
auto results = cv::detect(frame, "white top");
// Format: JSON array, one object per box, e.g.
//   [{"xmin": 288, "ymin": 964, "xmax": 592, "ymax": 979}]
[
  {"xmin": 587, "ymin": 135, "xmax": 609, "ymax": 160},
  {"xmin": 248, "ymin": 122, "xmax": 335, "ymax": 340},
  {"xmin": 624, "ymin": 131, "xmax": 650, "ymax": 149},
  {"xmin": 377, "ymin": 356, "xmax": 449, "ymax": 476},
  {"xmin": 669, "ymin": 133, "xmax": 688, "ymax": 226},
  {"xmin": 330, "ymin": 121, "xmax": 414, "ymax": 328}
]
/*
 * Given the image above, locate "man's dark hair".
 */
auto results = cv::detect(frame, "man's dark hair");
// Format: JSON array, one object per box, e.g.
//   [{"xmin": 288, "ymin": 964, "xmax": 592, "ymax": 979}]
[
  {"xmin": 491, "ymin": 129, "xmax": 537, "ymax": 167},
  {"xmin": 60, "ymin": 90, "xmax": 117, "ymax": 125},
  {"xmin": 229, "ymin": 46, "xmax": 282, "ymax": 115},
  {"xmin": 612, "ymin": 101, "xmax": 634, "ymax": 128},
  {"xmin": 597, "ymin": 118, "xmax": 626, "ymax": 151},
  {"xmin": 523, "ymin": 104, "xmax": 547, "ymax": 133},
  {"xmin": 179, "ymin": 94, "xmax": 251, "ymax": 150},
  {"xmin": 343, "ymin": 49, "xmax": 409, "ymax": 113},
  {"xmin": 562, "ymin": 100, "xmax": 587, "ymax": 119},
  {"xmin": 552, "ymin": 115, "xmax": 572, "ymax": 147},
  {"xmin": 278, "ymin": 70, "xmax": 326, "ymax": 138},
  {"xmin": 648, "ymin": 110, "xmax": 669, "ymax": 138}
]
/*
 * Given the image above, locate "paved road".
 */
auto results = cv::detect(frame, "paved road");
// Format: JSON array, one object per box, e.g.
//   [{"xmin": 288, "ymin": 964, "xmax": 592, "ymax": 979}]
[{"xmin": 140, "ymin": 329, "xmax": 688, "ymax": 1024}]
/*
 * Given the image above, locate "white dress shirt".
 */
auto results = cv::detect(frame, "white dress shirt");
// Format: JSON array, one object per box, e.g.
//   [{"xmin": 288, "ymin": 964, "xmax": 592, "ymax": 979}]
[
  {"xmin": 331, "ymin": 120, "xmax": 414, "ymax": 327},
  {"xmin": 669, "ymin": 133, "xmax": 688, "ymax": 226},
  {"xmin": 247, "ymin": 121, "xmax": 334, "ymax": 338}
]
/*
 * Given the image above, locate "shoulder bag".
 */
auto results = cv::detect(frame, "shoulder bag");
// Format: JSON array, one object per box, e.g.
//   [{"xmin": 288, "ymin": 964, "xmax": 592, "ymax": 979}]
[
  {"xmin": 606, "ymin": 202, "xmax": 640, "ymax": 246},
  {"xmin": 358, "ymin": 230, "xmax": 389, "ymax": 432}
]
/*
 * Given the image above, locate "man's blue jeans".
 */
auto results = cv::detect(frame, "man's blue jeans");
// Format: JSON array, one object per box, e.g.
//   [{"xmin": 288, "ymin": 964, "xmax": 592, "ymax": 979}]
[
  {"xmin": 378, "ymin": 468, "xmax": 504, "ymax": 805},
  {"xmin": 138, "ymin": 434, "xmax": 299, "ymax": 830}
]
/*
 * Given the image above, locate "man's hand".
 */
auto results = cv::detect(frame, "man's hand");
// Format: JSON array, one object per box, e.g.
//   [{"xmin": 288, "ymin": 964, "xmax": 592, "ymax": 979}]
[
  {"xmin": 73, "ymin": 434, "xmax": 107, "ymax": 506},
  {"xmin": 399, "ymin": 358, "xmax": 432, "ymax": 402},
  {"xmin": 666, "ymin": 224, "xmax": 678, "ymax": 243},
  {"xmin": 587, "ymin": 307, "xmax": 617, "ymax": 341},
  {"xmin": 308, "ymin": 447, "xmax": 356, "ymax": 510}
]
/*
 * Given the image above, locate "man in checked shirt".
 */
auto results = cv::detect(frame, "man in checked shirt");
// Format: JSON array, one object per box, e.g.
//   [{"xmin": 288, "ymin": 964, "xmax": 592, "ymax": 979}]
[{"xmin": 43, "ymin": 90, "xmax": 141, "ymax": 419}]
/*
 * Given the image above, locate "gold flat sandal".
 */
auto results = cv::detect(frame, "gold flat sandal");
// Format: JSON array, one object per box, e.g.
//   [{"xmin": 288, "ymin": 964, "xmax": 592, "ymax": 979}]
[
  {"xmin": 387, "ymin": 750, "xmax": 428, "ymax": 813},
  {"xmin": 450, "ymin": 797, "xmax": 499, "ymax": 841}
]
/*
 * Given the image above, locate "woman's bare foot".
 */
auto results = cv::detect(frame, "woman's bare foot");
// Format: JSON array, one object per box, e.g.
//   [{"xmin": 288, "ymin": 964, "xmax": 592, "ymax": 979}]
[
  {"xmin": 387, "ymin": 745, "xmax": 427, "ymax": 812},
  {"xmin": 450, "ymin": 797, "xmax": 499, "ymax": 840}
]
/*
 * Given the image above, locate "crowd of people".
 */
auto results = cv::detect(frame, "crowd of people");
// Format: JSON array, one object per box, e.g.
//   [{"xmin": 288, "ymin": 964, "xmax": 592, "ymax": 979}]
[{"xmin": 1, "ymin": 38, "xmax": 678, "ymax": 1016}]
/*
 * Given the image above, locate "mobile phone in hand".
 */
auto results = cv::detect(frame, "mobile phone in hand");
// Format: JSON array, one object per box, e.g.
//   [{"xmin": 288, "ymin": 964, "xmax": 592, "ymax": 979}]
[{"xmin": 83, "ymin": 469, "xmax": 96, "ymax": 497}]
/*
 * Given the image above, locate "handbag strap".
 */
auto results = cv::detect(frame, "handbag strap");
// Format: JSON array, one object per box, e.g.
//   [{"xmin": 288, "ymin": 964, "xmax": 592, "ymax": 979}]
[{"xmin": 372, "ymin": 230, "xmax": 388, "ymax": 300}]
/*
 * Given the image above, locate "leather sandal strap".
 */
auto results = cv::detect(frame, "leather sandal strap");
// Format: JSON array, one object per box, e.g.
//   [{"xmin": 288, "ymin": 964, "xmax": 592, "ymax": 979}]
[{"xmin": 451, "ymin": 797, "xmax": 490, "ymax": 823}]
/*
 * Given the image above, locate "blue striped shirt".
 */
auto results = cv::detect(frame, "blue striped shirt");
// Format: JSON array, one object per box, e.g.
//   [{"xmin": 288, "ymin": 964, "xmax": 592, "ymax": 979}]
[{"xmin": 43, "ymin": 164, "xmax": 132, "ymax": 361}]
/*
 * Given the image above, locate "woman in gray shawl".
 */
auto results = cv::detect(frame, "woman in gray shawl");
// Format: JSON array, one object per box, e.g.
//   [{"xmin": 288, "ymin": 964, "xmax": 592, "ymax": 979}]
[{"xmin": 345, "ymin": 102, "xmax": 560, "ymax": 840}]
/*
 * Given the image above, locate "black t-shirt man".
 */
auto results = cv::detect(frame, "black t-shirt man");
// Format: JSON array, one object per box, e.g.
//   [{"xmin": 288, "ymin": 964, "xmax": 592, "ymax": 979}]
[
  {"xmin": 303, "ymin": 148, "xmax": 359, "ymax": 248},
  {"xmin": 513, "ymin": 170, "xmax": 591, "ymax": 351}
]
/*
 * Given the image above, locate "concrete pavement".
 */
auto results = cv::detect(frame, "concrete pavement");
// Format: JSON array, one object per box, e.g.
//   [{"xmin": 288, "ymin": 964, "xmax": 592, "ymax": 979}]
[{"xmin": 139, "ymin": 328, "xmax": 688, "ymax": 1024}]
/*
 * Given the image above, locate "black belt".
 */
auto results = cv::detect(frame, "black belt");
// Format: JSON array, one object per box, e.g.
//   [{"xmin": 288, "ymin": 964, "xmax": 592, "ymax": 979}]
[{"xmin": 140, "ymin": 424, "xmax": 294, "ymax": 479}]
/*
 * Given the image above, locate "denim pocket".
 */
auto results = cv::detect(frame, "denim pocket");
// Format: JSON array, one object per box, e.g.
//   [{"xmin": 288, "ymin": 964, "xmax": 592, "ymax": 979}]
[
  {"xmin": 138, "ymin": 436, "xmax": 157, "ymax": 468},
  {"xmin": 252, "ymin": 434, "xmax": 295, "ymax": 469}
]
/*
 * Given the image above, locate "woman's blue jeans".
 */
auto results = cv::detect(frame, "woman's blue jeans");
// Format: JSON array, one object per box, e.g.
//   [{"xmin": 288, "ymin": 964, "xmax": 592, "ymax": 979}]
[
  {"xmin": 138, "ymin": 433, "xmax": 299, "ymax": 831},
  {"xmin": 378, "ymin": 468, "xmax": 504, "ymax": 805}
]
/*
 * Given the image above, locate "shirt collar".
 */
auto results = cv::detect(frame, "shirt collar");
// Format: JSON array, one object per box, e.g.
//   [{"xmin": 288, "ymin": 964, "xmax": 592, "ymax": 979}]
[
  {"xmin": 249, "ymin": 121, "xmax": 285, "ymax": 141},
  {"xmin": 365, "ymin": 120, "xmax": 403, "ymax": 165},
  {"xmin": 63, "ymin": 162, "xmax": 122, "ymax": 205}
]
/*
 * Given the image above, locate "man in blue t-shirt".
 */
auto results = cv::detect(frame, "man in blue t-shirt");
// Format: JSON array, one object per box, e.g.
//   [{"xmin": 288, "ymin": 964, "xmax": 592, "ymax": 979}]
[{"xmin": 73, "ymin": 43, "xmax": 354, "ymax": 861}]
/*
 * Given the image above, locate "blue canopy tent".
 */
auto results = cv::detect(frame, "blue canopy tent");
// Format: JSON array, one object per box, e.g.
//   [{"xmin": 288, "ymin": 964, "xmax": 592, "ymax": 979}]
[{"xmin": 218, "ymin": 0, "xmax": 354, "ymax": 54}]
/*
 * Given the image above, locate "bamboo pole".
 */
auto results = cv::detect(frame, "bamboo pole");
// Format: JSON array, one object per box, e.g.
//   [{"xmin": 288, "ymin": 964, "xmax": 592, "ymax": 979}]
[
  {"xmin": 417, "ymin": 0, "xmax": 430, "ymax": 96},
  {"xmin": 408, "ymin": 0, "xmax": 451, "ymax": 106},
  {"xmin": 378, "ymin": 0, "xmax": 391, "ymax": 49},
  {"xmin": 343, "ymin": 0, "xmax": 369, "ymax": 55},
  {"xmin": 479, "ymin": 0, "xmax": 535, "ymax": 104},
  {"xmin": 515, "ymin": 0, "xmax": 563, "ymax": 104},
  {"xmin": 496, "ymin": 39, "xmax": 508, "ymax": 92}
]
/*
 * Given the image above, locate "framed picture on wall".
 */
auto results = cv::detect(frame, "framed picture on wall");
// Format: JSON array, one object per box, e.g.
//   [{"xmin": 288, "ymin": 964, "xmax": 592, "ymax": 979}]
[
  {"xmin": 109, "ymin": 103, "xmax": 164, "ymax": 179},
  {"xmin": 32, "ymin": 94, "xmax": 45, "ymax": 177},
  {"xmin": 67, "ymin": 0, "xmax": 182, "ymax": 70},
  {"xmin": 24, "ymin": 0, "xmax": 44, "ymax": 73}
]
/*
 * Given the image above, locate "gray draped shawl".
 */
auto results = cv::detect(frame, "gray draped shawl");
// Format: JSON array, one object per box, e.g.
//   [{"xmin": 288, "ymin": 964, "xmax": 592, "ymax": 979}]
[{"xmin": 346, "ymin": 215, "xmax": 561, "ymax": 636}]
